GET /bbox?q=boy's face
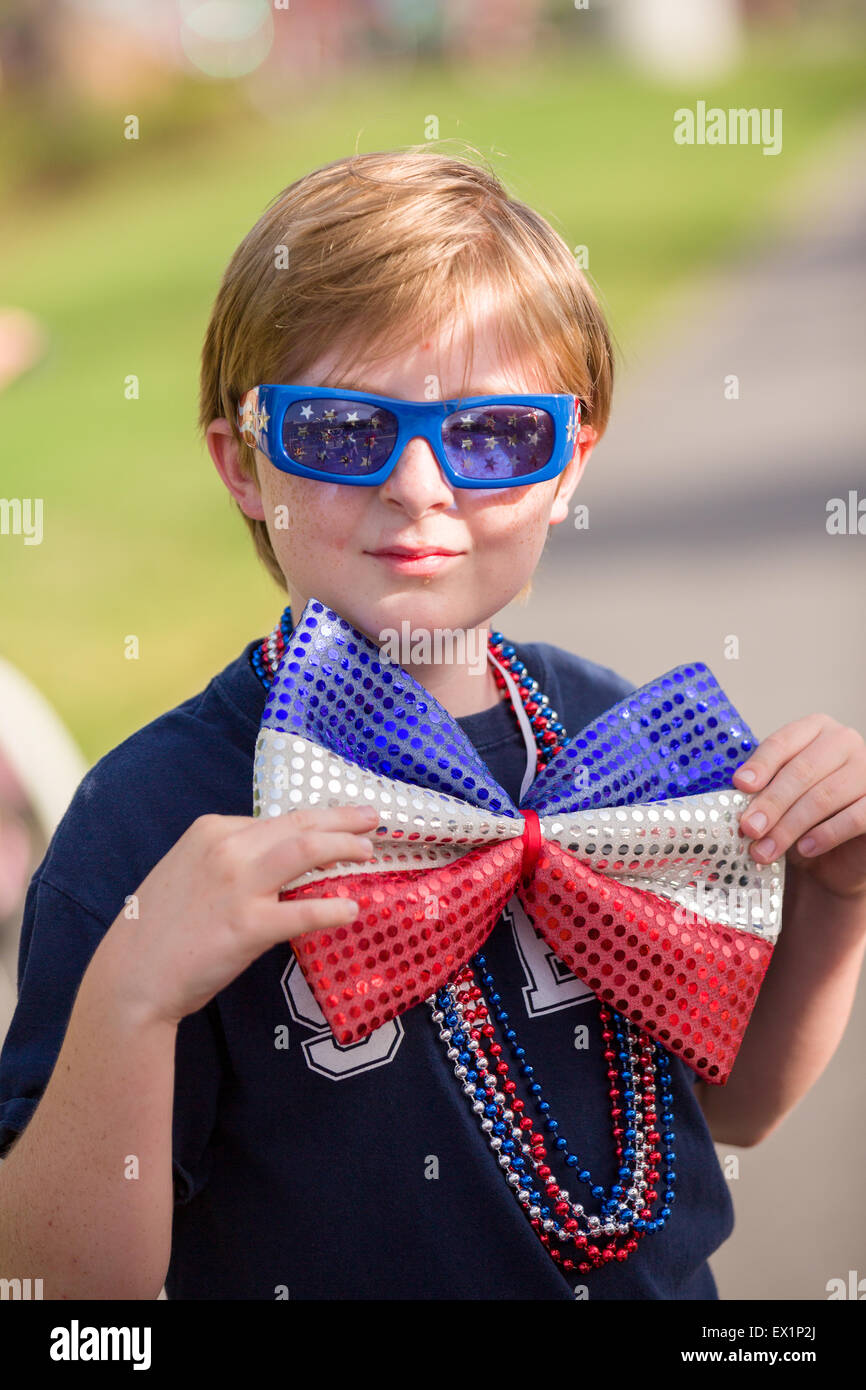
[208,293,595,648]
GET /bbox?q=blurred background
[0,0,864,1301]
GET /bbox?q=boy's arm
[0,804,379,1299]
[695,698,866,1147]
[697,865,866,1146]
[0,926,178,1300]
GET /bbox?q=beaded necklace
[251,607,676,1283]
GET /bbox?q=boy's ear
[548,425,597,525]
[206,418,267,521]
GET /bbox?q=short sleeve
[0,873,223,1206]
[0,874,104,1155]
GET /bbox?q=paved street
[495,115,866,1300]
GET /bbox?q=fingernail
[753,837,775,858]
[737,768,756,784]
[748,811,767,833]
[360,837,375,854]
[799,836,816,854]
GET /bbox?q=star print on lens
[441,404,555,480]
[283,398,397,477]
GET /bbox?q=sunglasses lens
[282,399,398,476]
[442,404,555,481]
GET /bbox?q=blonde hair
[198,143,616,593]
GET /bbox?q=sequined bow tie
[253,599,785,1085]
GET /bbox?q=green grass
[1,37,864,763]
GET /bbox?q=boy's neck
[284,593,505,718]
[407,655,503,718]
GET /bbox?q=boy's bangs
[292,258,571,405]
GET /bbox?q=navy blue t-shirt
[0,634,734,1299]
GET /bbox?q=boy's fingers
[252,891,361,946]
[255,828,377,894]
[738,725,853,839]
[258,803,380,829]
[732,713,829,791]
[190,806,380,894]
[206,804,379,834]
[194,804,379,851]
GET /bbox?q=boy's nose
[379,435,456,512]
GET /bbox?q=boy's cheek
[263,478,355,542]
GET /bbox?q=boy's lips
[366,544,464,574]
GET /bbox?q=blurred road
[495,116,866,1301]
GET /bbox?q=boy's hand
[733,714,866,902]
[98,805,379,1028]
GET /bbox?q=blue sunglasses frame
[237,384,581,488]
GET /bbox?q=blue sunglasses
[237,384,581,488]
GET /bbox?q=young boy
[0,148,864,1301]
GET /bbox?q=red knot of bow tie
[520,808,543,884]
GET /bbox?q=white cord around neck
[486,646,537,803]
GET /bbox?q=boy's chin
[342,589,491,639]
